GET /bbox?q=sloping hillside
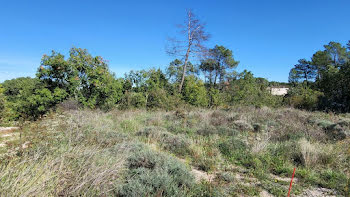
[0,107,349,196]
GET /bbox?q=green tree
[288,68,299,85]
[166,59,197,83]
[208,87,222,108]
[285,85,323,110]
[295,41,350,112]
[167,10,209,92]
[290,59,317,84]
[311,50,332,80]
[227,71,280,107]
[200,45,239,88]
[0,84,8,124]
[37,47,123,110]
[324,41,348,66]
[2,77,67,120]
[182,76,208,107]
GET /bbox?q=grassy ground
[0,107,350,196]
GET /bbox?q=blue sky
[0,0,349,82]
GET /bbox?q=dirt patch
[270,174,298,183]
[177,158,215,183]
[260,190,274,197]
[298,187,337,197]
[191,168,214,182]
[0,127,20,148]
[0,127,19,134]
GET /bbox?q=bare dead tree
[166,9,210,92]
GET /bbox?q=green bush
[196,126,218,136]
[182,76,208,107]
[215,172,235,183]
[137,127,193,156]
[227,71,282,107]
[189,181,224,197]
[146,87,171,109]
[2,77,67,120]
[218,137,254,167]
[130,92,147,108]
[38,47,123,110]
[0,84,8,124]
[319,169,348,192]
[210,110,228,126]
[118,143,194,196]
[193,156,216,172]
[285,85,323,110]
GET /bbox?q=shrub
[0,84,9,124]
[285,85,323,110]
[130,92,147,108]
[181,76,208,107]
[215,172,235,183]
[193,156,216,172]
[325,123,350,141]
[2,77,67,120]
[137,127,193,156]
[319,169,348,192]
[57,98,81,111]
[218,137,253,167]
[233,120,253,131]
[196,126,218,136]
[210,110,228,126]
[189,181,224,197]
[298,138,321,167]
[310,119,350,141]
[267,141,304,167]
[118,143,194,196]
[38,48,124,110]
[146,87,171,109]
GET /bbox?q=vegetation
[1,9,350,197]
[288,41,350,112]
[1,107,349,196]
[0,43,284,124]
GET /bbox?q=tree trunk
[179,48,190,92]
[214,69,218,87]
[179,12,192,92]
[209,71,212,87]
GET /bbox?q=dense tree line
[0,46,283,123]
[1,40,349,123]
[287,41,350,112]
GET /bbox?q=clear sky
[0,0,349,82]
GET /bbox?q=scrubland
[0,106,350,196]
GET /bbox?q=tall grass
[0,107,349,196]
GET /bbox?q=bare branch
[165,9,210,92]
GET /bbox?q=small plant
[215,172,235,183]
[193,156,216,172]
[233,120,253,131]
[196,125,218,136]
[210,110,228,126]
[137,127,193,156]
[118,143,194,196]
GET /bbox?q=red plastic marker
[288,168,296,197]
